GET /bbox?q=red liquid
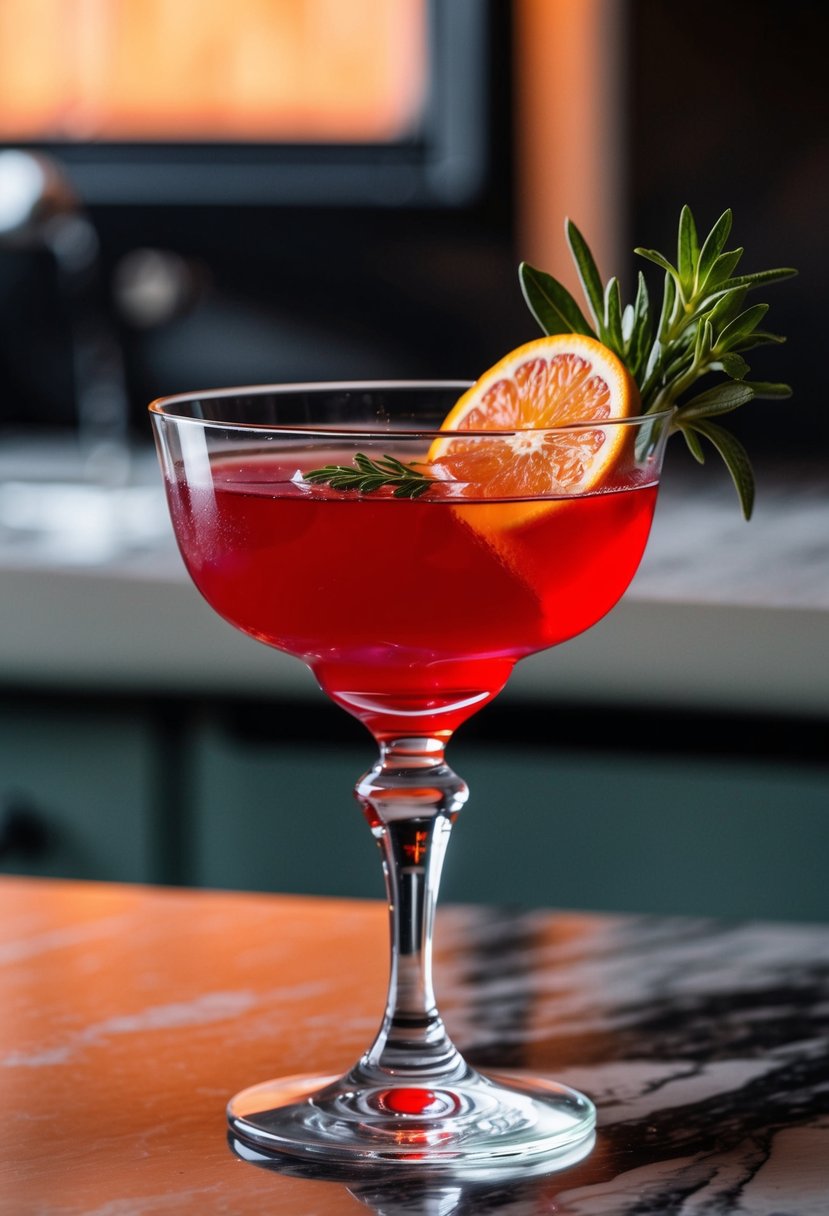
[166,455,658,737]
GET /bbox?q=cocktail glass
[150,381,671,1172]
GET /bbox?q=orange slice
[428,334,638,529]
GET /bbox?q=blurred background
[1,0,827,919]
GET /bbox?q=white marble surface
[633,459,829,611]
[2,441,826,609]
[0,443,827,717]
[503,915,829,1214]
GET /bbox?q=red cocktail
[168,451,658,736]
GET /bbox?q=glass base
[227,1067,596,1172]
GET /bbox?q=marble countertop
[3,877,828,1214]
[1,442,827,716]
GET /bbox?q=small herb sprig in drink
[520,205,796,518]
[303,452,432,498]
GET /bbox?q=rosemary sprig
[303,452,433,498]
[520,206,796,518]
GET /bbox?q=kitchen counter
[3,876,829,1214]
[1,442,827,718]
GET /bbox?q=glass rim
[148,379,675,436]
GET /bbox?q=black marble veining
[459,912,829,1213]
[251,911,829,1214]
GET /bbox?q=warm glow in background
[0,0,427,142]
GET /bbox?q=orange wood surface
[1,877,402,1214]
[0,878,645,1212]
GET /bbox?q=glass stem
[354,736,469,1083]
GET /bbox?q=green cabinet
[190,714,829,923]
[0,702,155,882]
[3,695,828,923]
[191,726,383,900]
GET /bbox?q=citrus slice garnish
[427,334,638,529]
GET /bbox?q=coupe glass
[150,382,671,1172]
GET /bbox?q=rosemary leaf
[727,267,798,290]
[676,381,756,422]
[303,453,433,499]
[633,247,677,278]
[739,331,787,350]
[695,209,734,291]
[680,424,707,464]
[677,204,700,295]
[688,420,756,520]
[519,262,595,337]
[707,285,749,331]
[629,272,652,379]
[656,270,677,344]
[719,352,750,380]
[716,303,769,350]
[743,380,793,399]
[603,277,624,356]
[700,247,744,295]
[566,219,605,330]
